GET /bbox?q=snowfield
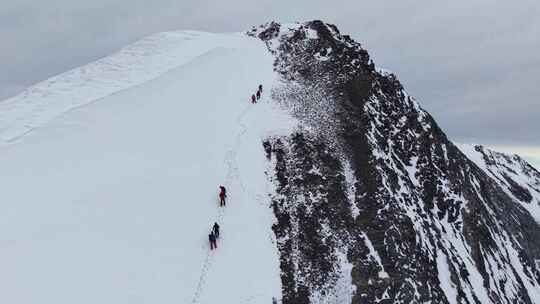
[0,31,295,304]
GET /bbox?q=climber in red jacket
[219,185,227,206]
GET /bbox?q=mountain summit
[1,20,539,304]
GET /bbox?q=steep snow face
[0,32,295,304]
[252,21,540,304]
[458,144,540,224]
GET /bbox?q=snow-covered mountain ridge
[0,31,247,145]
[1,20,539,304]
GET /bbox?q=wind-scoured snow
[0,31,296,304]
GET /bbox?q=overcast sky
[1,0,539,167]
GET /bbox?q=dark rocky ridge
[250,21,540,303]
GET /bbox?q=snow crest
[0,31,246,145]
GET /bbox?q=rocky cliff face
[250,21,540,304]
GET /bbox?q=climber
[256,89,261,100]
[258,84,263,93]
[219,185,227,207]
[213,222,220,239]
[209,231,217,250]
[251,94,256,104]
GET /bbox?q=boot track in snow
[190,100,258,304]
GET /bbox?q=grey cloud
[0,0,539,151]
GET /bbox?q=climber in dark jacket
[213,222,220,239]
[251,94,256,104]
[258,84,263,93]
[256,89,261,100]
[209,232,217,250]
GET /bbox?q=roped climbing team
[209,84,263,251]
[251,84,263,104]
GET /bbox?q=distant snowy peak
[459,144,540,223]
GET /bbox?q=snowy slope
[0,31,295,304]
